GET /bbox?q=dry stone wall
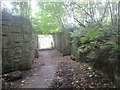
[53,28,72,56]
[0,3,2,89]
[54,26,120,88]
[2,11,38,74]
[0,8,2,75]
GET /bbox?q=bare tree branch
[100,2,109,22]
[74,17,86,27]
[108,0,114,25]
[72,2,102,27]
[52,3,66,29]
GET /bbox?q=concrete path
[19,50,59,88]
[4,50,115,88]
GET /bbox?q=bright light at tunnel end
[38,35,54,50]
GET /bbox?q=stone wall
[54,26,120,88]
[53,32,62,52]
[2,11,38,74]
[0,2,2,89]
[53,28,72,56]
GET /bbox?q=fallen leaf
[89,75,92,77]
[21,80,25,83]
[25,82,29,84]
[89,85,94,88]
[33,74,37,76]
[59,79,63,82]
[10,82,13,86]
[75,81,79,83]
[45,79,49,81]
[95,75,97,77]
[88,67,92,70]
[56,76,61,80]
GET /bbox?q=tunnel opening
[38,35,54,50]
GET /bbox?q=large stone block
[14,47,21,54]
[2,36,8,49]
[2,20,11,26]
[13,58,21,63]
[2,61,14,74]
[2,48,9,59]
[3,71,22,81]
[2,25,11,34]
[11,26,21,33]
[14,42,21,48]
[23,47,30,53]
[23,34,31,41]
[21,53,30,60]
[2,12,11,21]
[12,34,23,43]
[18,61,31,70]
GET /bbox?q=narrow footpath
[20,50,58,88]
[8,50,61,88]
[4,50,115,88]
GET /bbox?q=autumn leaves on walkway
[3,50,115,88]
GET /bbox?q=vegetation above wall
[68,1,119,87]
[3,0,119,87]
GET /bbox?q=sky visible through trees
[2,0,119,34]
[1,0,120,88]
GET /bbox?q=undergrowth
[70,22,119,87]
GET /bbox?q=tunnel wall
[54,26,120,88]
[53,28,72,56]
[2,11,38,74]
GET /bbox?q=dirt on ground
[51,56,116,88]
[2,50,61,88]
[2,50,116,89]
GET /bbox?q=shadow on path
[10,50,61,88]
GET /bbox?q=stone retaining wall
[53,28,72,56]
[54,26,120,88]
[0,4,2,76]
[2,11,38,74]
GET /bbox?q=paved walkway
[17,50,60,88]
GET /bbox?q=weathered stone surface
[54,28,72,56]
[0,3,2,90]
[70,55,76,61]
[2,11,38,74]
[3,71,22,81]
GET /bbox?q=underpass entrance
[38,35,54,50]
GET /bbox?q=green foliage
[79,24,117,44]
[71,20,119,63]
[71,39,79,45]
[89,29,103,40]
[70,30,81,38]
[105,41,119,52]
[80,29,102,43]
[102,16,112,25]
[80,36,89,43]
[31,2,66,34]
[31,12,62,34]
[77,44,92,54]
[11,2,31,17]
[70,27,84,45]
